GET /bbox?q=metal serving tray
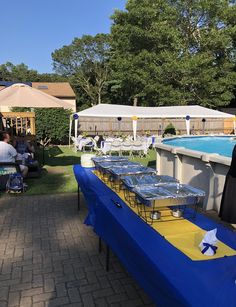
[96,161,141,179]
[133,183,205,207]
[92,156,128,163]
[97,161,140,170]
[160,183,205,199]
[121,174,178,191]
[108,166,156,179]
[133,185,173,207]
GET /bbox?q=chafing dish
[92,156,129,174]
[133,185,173,207]
[96,161,141,182]
[121,174,178,192]
[133,183,205,224]
[159,183,205,204]
[133,183,204,207]
[92,155,128,164]
[97,161,140,172]
[133,185,174,223]
[108,166,156,179]
[108,166,156,191]
[121,174,178,206]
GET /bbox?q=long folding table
[74,165,236,307]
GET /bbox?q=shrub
[35,108,72,145]
[163,123,176,136]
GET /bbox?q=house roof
[32,82,76,98]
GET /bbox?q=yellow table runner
[94,171,236,261]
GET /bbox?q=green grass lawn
[25,146,156,195]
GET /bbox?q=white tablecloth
[101,141,149,155]
[78,138,94,151]
[101,141,112,154]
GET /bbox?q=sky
[0,0,127,73]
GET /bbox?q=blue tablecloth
[73,165,236,307]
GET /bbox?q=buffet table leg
[99,237,102,253]
[77,185,80,211]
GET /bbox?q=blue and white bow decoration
[199,229,218,256]
[201,243,218,255]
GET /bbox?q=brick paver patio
[0,193,155,307]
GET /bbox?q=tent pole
[132,119,137,140]
[75,119,78,139]
[74,119,78,151]
[186,119,190,135]
[69,117,72,147]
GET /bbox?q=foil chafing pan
[133,185,173,207]
[97,161,140,170]
[121,174,178,191]
[159,183,205,199]
[108,166,156,180]
[92,156,129,171]
[96,161,141,176]
[92,156,128,164]
[133,183,205,207]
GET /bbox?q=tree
[0,62,39,82]
[110,0,236,108]
[52,34,110,105]
[0,62,67,82]
[35,108,72,145]
[11,107,71,145]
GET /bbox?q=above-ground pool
[163,136,236,158]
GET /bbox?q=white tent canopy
[69,103,234,142]
[73,103,234,118]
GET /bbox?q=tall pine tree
[110,0,236,108]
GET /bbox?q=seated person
[13,133,35,162]
[0,131,28,177]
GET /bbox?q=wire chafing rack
[92,156,129,183]
[96,161,140,184]
[133,183,205,224]
[108,166,156,192]
[121,174,179,207]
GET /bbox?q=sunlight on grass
[25,146,156,195]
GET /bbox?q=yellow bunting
[132,116,138,120]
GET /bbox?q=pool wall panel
[155,143,231,212]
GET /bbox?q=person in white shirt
[0,131,28,177]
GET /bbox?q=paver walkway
[0,194,154,307]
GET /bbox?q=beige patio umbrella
[0,83,73,109]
